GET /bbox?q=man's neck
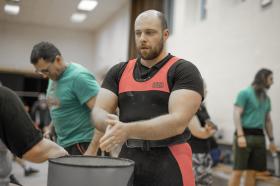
[141,51,168,68]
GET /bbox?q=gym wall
[168,0,280,146]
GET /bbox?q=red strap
[119,56,180,93]
[169,143,195,186]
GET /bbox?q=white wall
[0,0,130,82]
[90,1,130,81]
[0,21,96,72]
[168,0,280,145]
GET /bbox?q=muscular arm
[91,88,118,132]
[22,138,68,163]
[97,89,202,152]
[126,89,201,140]
[84,96,104,155]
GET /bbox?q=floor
[10,160,48,186]
[10,161,280,186]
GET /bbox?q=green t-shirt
[47,63,100,147]
[234,86,271,129]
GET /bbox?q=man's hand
[205,120,218,130]
[99,114,128,152]
[43,125,55,141]
[269,142,277,153]
[237,136,247,148]
[43,128,51,139]
[205,124,216,137]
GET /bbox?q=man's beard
[138,39,164,60]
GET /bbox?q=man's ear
[163,29,169,41]
[55,55,62,64]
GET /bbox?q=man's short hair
[136,10,168,30]
[30,42,61,65]
[157,11,168,30]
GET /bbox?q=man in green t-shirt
[229,68,277,186]
[30,42,102,155]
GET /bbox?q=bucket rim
[48,155,135,168]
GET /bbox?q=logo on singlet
[152,82,164,88]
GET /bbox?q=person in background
[30,41,102,155]
[188,81,217,186]
[228,68,277,186]
[31,93,51,133]
[208,135,220,167]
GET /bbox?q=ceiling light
[71,13,87,23]
[4,4,20,15]
[78,0,98,11]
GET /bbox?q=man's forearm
[191,128,213,139]
[84,129,104,155]
[22,139,68,163]
[126,112,190,141]
[92,107,111,132]
[265,120,274,140]
[234,111,244,136]
[188,116,213,139]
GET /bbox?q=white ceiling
[0,0,129,31]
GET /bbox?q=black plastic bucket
[47,156,134,186]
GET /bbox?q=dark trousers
[64,142,110,156]
[65,142,90,155]
[119,143,195,186]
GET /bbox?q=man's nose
[139,33,147,42]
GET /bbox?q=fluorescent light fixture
[261,0,272,7]
[78,0,98,11]
[71,13,87,23]
[4,4,20,15]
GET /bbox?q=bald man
[0,86,67,163]
[92,10,203,186]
